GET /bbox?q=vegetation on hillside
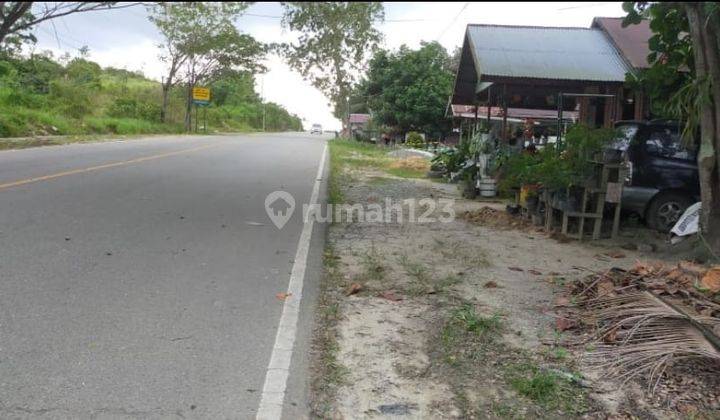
[0,50,302,138]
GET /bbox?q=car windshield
[610,124,639,151]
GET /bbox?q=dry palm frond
[584,291,720,392]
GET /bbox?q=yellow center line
[0,143,220,191]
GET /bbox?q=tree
[362,42,454,136]
[0,2,137,50]
[624,2,720,254]
[148,2,265,130]
[280,2,384,129]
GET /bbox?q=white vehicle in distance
[310,124,323,134]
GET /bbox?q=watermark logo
[265,190,296,229]
[265,191,455,230]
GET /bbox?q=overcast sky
[30,2,626,130]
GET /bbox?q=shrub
[108,98,161,122]
[496,125,618,193]
[49,79,95,118]
[405,131,425,148]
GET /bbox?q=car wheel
[646,192,692,233]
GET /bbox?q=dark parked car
[614,120,700,232]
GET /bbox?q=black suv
[614,120,700,232]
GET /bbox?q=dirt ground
[309,146,720,419]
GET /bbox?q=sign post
[192,87,211,133]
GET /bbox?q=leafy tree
[211,70,259,107]
[362,42,454,136]
[148,2,265,130]
[66,58,102,86]
[624,2,720,253]
[0,2,137,50]
[280,2,384,128]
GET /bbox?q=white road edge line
[256,143,328,420]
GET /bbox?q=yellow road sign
[192,87,210,102]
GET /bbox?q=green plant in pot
[405,131,425,149]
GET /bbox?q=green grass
[385,166,427,178]
[0,56,301,145]
[84,117,182,135]
[310,245,351,417]
[328,137,431,180]
[327,140,347,205]
[440,304,503,367]
[359,244,386,282]
[504,362,589,414]
[451,305,503,335]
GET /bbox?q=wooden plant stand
[544,162,626,240]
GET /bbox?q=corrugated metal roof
[466,24,633,82]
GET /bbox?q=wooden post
[501,84,508,143]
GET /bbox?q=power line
[436,2,469,41]
[556,2,611,11]
[242,12,434,23]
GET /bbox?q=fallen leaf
[346,282,363,296]
[276,292,292,301]
[679,260,706,276]
[701,267,720,293]
[379,290,403,302]
[554,296,570,307]
[555,317,576,332]
[484,281,498,288]
[508,266,524,272]
[632,261,655,276]
[603,327,618,344]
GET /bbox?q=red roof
[592,17,652,69]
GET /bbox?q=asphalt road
[0,132,329,419]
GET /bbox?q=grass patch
[440,304,503,367]
[433,238,491,268]
[328,138,432,181]
[309,245,350,417]
[452,305,502,335]
[386,156,430,178]
[359,243,386,282]
[398,254,435,295]
[327,140,349,205]
[505,363,588,413]
[385,167,427,178]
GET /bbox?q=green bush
[108,98,161,122]
[49,79,95,119]
[0,107,76,137]
[0,53,301,139]
[496,125,618,193]
[84,117,180,135]
[405,131,425,148]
